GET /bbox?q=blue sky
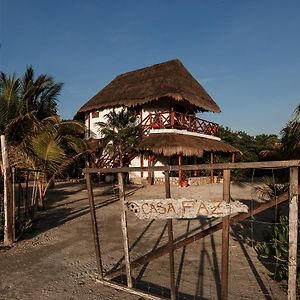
[1,0,299,135]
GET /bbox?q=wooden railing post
[210,152,214,183]
[149,112,153,129]
[221,169,231,300]
[288,166,298,300]
[171,109,174,128]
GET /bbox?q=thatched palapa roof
[138,134,238,157]
[76,59,221,116]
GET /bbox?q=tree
[97,109,139,167]
[0,67,88,209]
[0,66,63,136]
[219,126,280,162]
[292,102,300,125]
[259,103,300,161]
[280,121,300,159]
[7,116,89,208]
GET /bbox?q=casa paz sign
[127,198,248,219]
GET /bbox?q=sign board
[127,198,248,219]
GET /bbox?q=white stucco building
[75,59,237,184]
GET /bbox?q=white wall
[129,154,168,183]
[84,108,122,139]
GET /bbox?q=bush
[256,216,300,290]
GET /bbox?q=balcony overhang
[149,128,221,141]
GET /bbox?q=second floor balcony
[139,110,219,137]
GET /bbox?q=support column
[140,153,144,178]
[210,152,214,183]
[193,156,198,177]
[88,112,91,138]
[148,155,152,185]
[178,152,183,183]
[232,153,236,163]
[151,155,155,185]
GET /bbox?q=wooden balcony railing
[139,111,219,137]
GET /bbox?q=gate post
[221,169,230,300]
[86,172,103,278]
[1,135,14,246]
[165,170,176,300]
[118,172,133,288]
[288,166,298,300]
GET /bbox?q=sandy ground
[0,180,288,300]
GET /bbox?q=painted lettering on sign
[127,198,248,219]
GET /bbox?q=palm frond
[31,131,65,163]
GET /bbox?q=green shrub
[256,216,300,290]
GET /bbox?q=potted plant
[179,172,189,187]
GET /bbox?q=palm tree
[0,72,20,133]
[97,109,139,167]
[292,102,300,125]
[0,67,89,208]
[259,104,300,160]
[0,67,63,144]
[8,116,89,208]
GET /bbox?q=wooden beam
[232,153,236,163]
[288,167,298,300]
[193,156,198,177]
[178,152,182,183]
[1,135,14,246]
[210,152,214,183]
[96,278,166,300]
[221,170,230,300]
[148,155,152,185]
[88,112,91,138]
[140,153,144,178]
[86,173,103,278]
[106,188,295,280]
[165,171,176,300]
[118,172,133,288]
[84,160,300,175]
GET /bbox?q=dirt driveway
[0,181,287,299]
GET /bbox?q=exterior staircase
[95,149,138,169]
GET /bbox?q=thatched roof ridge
[138,134,238,157]
[77,59,221,116]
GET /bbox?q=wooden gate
[84,160,299,300]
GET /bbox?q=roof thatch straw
[76,59,221,117]
[137,134,238,157]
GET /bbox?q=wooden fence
[84,160,299,300]
[0,168,41,243]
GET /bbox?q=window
[91,111,99,118]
